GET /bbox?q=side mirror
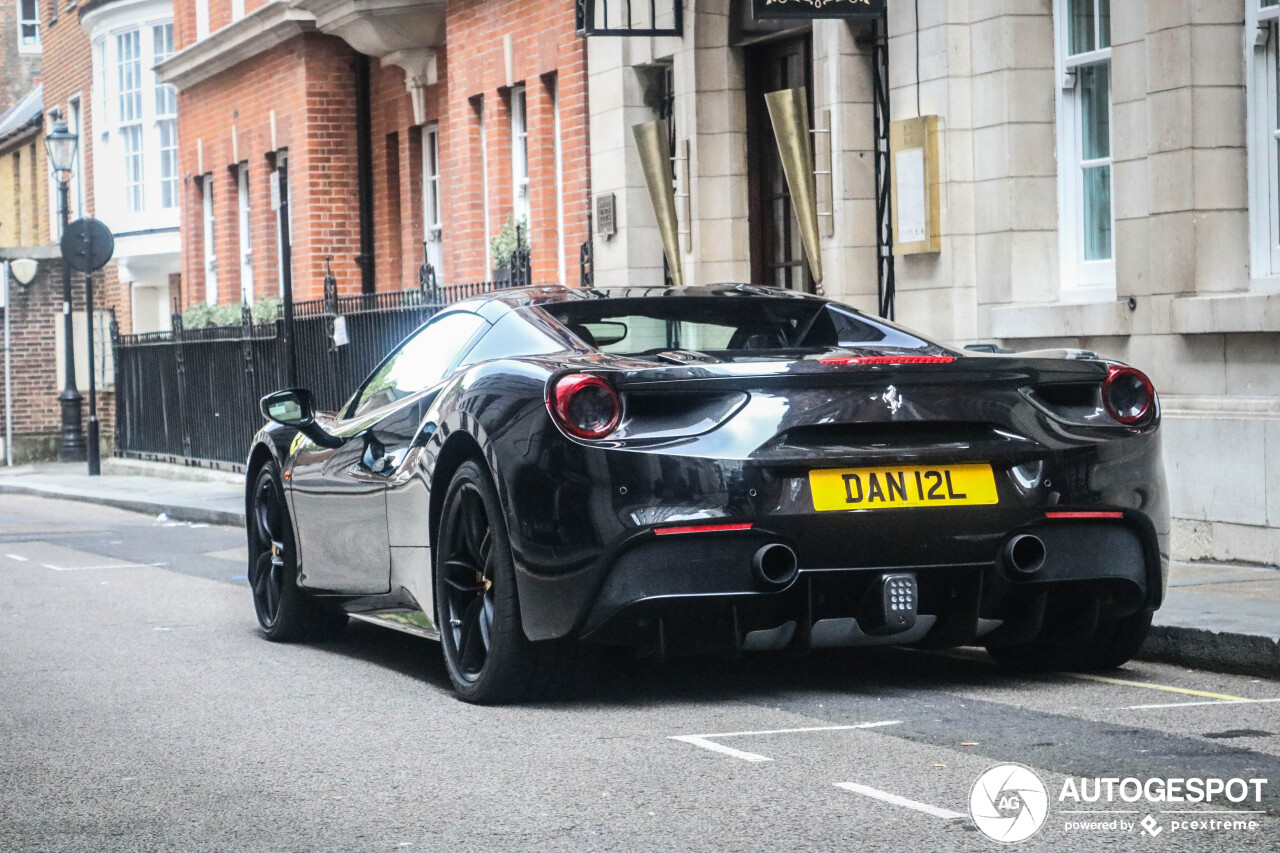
[260,389,343,448]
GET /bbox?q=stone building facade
[157,0,589,306]
[586,0,1279,564]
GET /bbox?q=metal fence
[113,278,515,470]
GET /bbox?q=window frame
[550,74,566,286]
[1247,1,1280,289]
[1053,0,1116,299]
[91,18,177,230]
[509,84,530,229]
[17,0,40,53]
[237,163,253,306]
[154,22,178,211]
[422,122,443,278]
[201,173,217,305]
[67,97,86,222]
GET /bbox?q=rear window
[541,297,932,356]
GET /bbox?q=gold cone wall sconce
[632,120,684,287]
[765,87,824,292]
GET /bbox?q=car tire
[248,462,348,643]
[986,604,1152,672]
[435,460,582,704]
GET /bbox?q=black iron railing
[113,278,524,470]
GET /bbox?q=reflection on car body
[244,284,1168,704]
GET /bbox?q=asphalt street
[1,494,1278,853]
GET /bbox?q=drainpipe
[354,53,376,295]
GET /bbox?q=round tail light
[548,373,621,439]
[1103,366,1155,425]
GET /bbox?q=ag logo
[969,763,1049,843]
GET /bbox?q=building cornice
[155,1,317,91]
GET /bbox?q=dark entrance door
[746,34,813,292]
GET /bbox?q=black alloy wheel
[247,463,346,642]
[250,468,288,630]
[435,460,581,703]
[439,481,497,680]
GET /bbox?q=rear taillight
[548,373,621,440]
[1102,366,1155,425]
[819,355,956,366]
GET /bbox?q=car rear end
[504,291,1167,658]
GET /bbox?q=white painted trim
[17,0,40,53]
[421,123,442,278]
[1247,4,1280,281]
[237,164,254,305]
[509,83,529,228]
[477,99,491,279]
[552,76,565,286]
[201,173,217,305]
[155,2,317,91]
[1053,0,1116,301]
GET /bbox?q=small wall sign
[753,0,886,19]
[596,193,617,239]
[890,116,942,255]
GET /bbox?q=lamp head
[44,118,79,179]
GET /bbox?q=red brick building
[159,0,590,307]
[0,0,128,461]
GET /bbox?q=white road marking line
[834,782,966,820]
[5,553,28,561]
[668,721,901,763]
[669,736,774,763]
[41,562,164,571]
[1122,697,1280,710]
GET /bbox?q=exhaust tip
[1002,534,1047,575]
[752,543,798,588]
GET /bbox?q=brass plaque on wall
[890,116,942,255]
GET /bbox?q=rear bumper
[576,516,1160,651]
[503,427,1168,643]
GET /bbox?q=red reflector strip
[1045,511,1124,519]
[654,522,754,536]
[819,356,957,366]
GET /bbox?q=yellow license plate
[809,463,998,511]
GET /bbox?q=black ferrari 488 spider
[246,284,1167,703]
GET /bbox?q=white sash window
[1055,0,1115,297]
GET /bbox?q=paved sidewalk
[0,461,243,526]
[2,459,1277,675]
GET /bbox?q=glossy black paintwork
[246,285,1169,649]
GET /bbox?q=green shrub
[489,213,530,271]
[181,296,283,328]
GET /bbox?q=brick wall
[0,133,49,247]
[0,259,115,462]
[441,0,590,284]
[178,34,368,304]
[0,0,42,116]
[174,0,589,303]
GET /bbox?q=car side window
[351,312,489,417]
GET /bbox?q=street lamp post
[45,118,85,463]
